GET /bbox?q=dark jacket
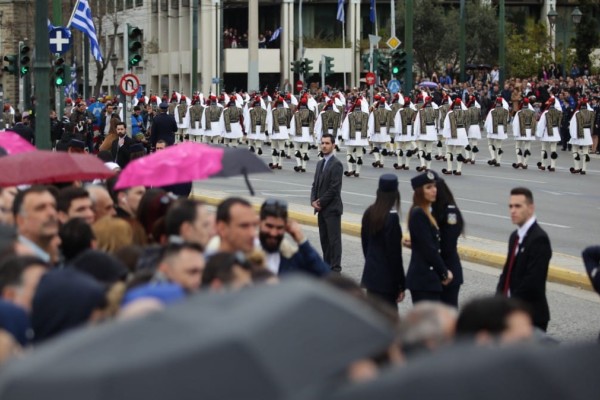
[310,155,343,216]
[582,246,600,295]
[11,123,35,144]
[277,239,329,277]
[406,207,449,293]
[436,204,464,287]
[496,222,551,329]
[111,135,134,168]
[361,209,405,295]
[150,112,177,147]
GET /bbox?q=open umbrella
[0,277,394,400]
[418,81,438,89]
[114,142,271,195]
[0,151,115,187]
[0,131,36,155]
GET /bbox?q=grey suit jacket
[311,155,343,216]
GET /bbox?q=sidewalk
[192,189,592,291]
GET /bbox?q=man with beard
[258,199,328,276]
[111,122,134,168]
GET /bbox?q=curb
[194,194,592,292]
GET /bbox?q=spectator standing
[150,103,178,148]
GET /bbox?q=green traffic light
[392,66,399,74]
[55,77,64,85]
[129,54,142,67]
[20,66,29,75]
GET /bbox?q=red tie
[503,236,519,295]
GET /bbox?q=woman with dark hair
[360,174,405,309]
[405,171,453,304]
[431,178,464,307]
[136,189,176,243]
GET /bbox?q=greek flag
[64,62,78,98]
[370,0,376,23]
[47,19,55,32]
[269,27,282,42]
[67,0,103,62]
[337,0,345,23]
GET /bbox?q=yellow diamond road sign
[386,36,401,50]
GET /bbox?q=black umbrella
[478,63,492,70]
[330,343,600,400]
[465,63,477,70]
[212,146,272,195]
[0,277,394,400]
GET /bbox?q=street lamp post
[110,53,118,97]
[547,6,583,79]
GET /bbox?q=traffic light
[19,43,30,77]
[377,55,389,78]
[391,49,407,76]
[54,57,67,87]
[323,56,334,76]
[127,24,143,68]
[3,53,18,76]
[291,59,301,74]
[303,58,313,75]
[362,54,370,71]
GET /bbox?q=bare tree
[90,0,119,97]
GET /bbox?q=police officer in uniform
[484,97,510,167]
[340,99,369,178]
[512,97,537,169]
[568,98,594,175]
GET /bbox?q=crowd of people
[223,27,281,49]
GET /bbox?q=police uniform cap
[159,102,169,110]
[378,174,398,193]
[68,139,85,149]
[411,170,437,190]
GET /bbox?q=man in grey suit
[311,133,343,272]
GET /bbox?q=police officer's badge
[447,212,457,225]
[426,171,435,180]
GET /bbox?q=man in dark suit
[496,187,552,331]
[111,122,134,168]
[150,102,177,149]
[311,133,343,272]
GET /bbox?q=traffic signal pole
[18,41,24,113]
[34,0,51,149]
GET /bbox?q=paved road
[195,138,600,261]
[298,225,600,343]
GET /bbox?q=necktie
[321,159,327,172]
[503,236,519,295]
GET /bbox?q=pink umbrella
[114,142,225,190]
[0,131,36,155]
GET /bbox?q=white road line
[455,197,498,205]
[462,210,570,229]
[259,189,310,192]
[466,173,547,184]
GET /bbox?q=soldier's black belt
[302,124,309,127]
[426,123,435,126]
[456,124,465,128]
[230,119,239,123]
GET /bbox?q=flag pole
[66,0,81,28]
[342,21,346,91]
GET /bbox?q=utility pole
[34,0,51,150]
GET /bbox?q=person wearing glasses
[258,199,329,277]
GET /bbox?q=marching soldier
[188,95,205,142]
[221,95,244,147]
[536,96,562,172]
[393,96,417,170]
[167,92,179,116]
[244,96,268,154]
[465,95,482,164]
[484,97,510,167]
[441,98,469,176]
[413,96,438,171]
[388,94,404,159]
[202,95,224,145]
[267,96,292,169]
[340,99,370,178]
[2,103,15,129]
[175,95,190,143]
[290,97,315,172]
[568,97,594,175]
[435,92,451,161]
[368,97,393,168]
[511,97,537,169]
[314,98,342,146]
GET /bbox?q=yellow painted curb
[193,194,592,291]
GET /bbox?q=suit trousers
[318,212,342,271]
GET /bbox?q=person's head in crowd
[116,122,127,138]
[70,249,129,285]
[92,216,133,254]
[399,301,457,358]
[155,140,167,151]
[31,269,108,343]
[201,252,253,291]
[456,296,534,345]
[156,243,205,293]
[67,139,85,154]
[258,199,289,253]
[59,218,96,262]
[509,187,535,228]
[85,184,116,221]
[165,198,214,248]
[13,186,59,260]
[365,174,400,236]
[129,143,146,161]
[114,185,146,218]
[57,186,95,225]
[216,197,258,254]
[96,150,113,163]
[0,186,18,226]
[0,255,49,312]
[137,189,174,243]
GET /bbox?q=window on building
[107,0,115,13]
[182,0,189,7]
[136,0,144,7]
[116,0,124,12]
[126,0,133,9]
[171,0,178,10]
[160,0,167,12]
[117,34,124,59]
[151,0,157,12]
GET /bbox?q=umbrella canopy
[330,343,600,400]
[0,277,394,400]
[418,81,439,89]
[0,131,36,155]
[0,151,115,187]
[114,143,271,194]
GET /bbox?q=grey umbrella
[0,277,394,400]
[211,145,272,195]
[329,342,600,400]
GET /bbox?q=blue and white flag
[337,0,345,23]
[269,27,282,42]
[370,0,376,23]
[48,19,55,32]
[64,62,78,98]
[67,0,103,62]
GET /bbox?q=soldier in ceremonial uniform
[388,94,403,159]
[511,97,537,169]
[393,96,417,170]
[221,95,244,147]
[290,97,315,172]
[2,103,15,129]
[441,98,469,175]
[568,98,594,175]
[187,95,205,142]
[175,95,190,143]
[202,95,224,145]
[314,98,342,147]
[536,96,562,172]
[167,92,179,116]
[340,99,369,178]
[413,96,438,171]
[368,98,393,168]
[244,96,268,154]
[484,97,510,167]
[267,96,292,169]
[464,95,482,164]
[435,93,451,161]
